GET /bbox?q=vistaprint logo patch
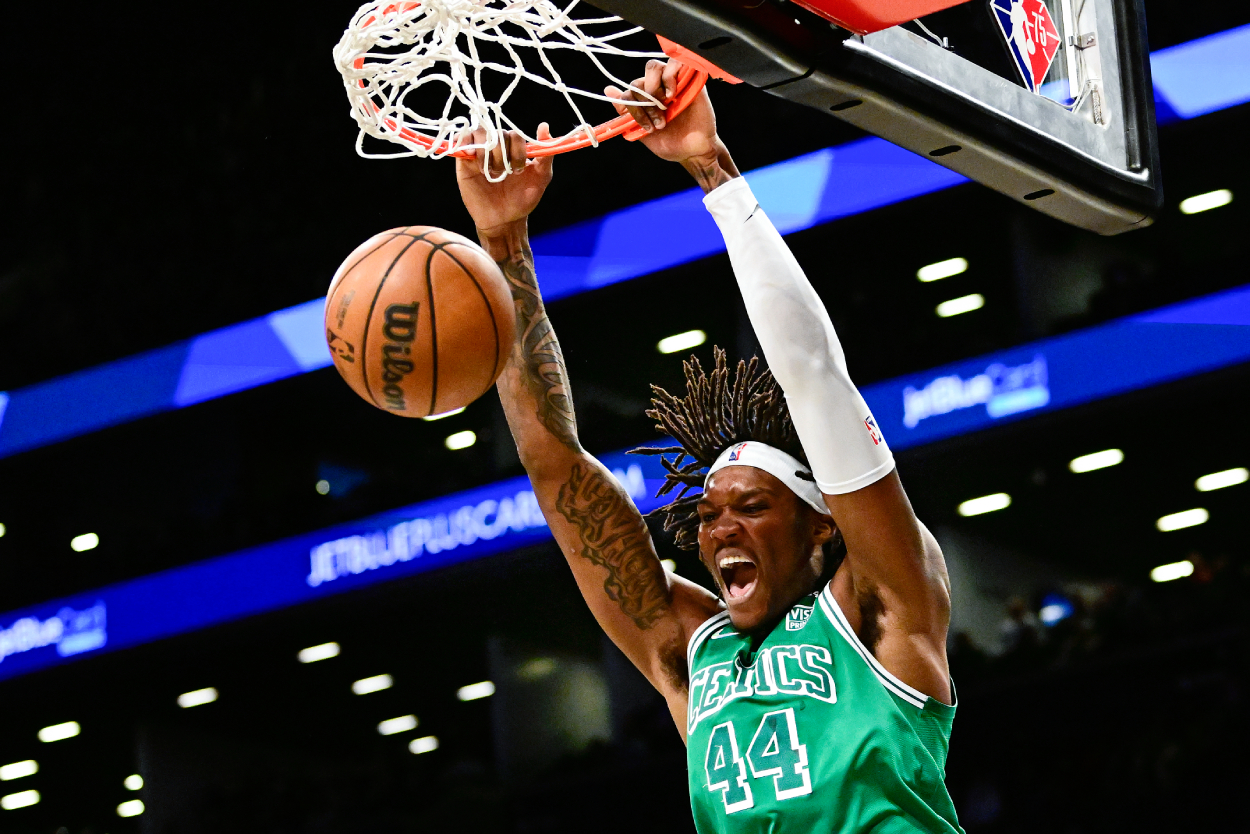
[786,605,813,631]
[0,602,108,666]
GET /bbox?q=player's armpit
[825,472,951,626]
[827,472,953,703]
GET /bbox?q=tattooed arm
[455,128,722,728]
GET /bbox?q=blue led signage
[0,454,660,683]
[863,284,1250,450]
[0,24,1245,460]
[2,283,1249,683]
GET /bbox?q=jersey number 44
[705,707,813,813]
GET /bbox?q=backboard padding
[593,0,1162,234]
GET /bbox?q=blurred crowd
[952,551,1247,680]
[946,550,1248,833]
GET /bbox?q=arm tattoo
[556,461,670,631]
[497,245,578,451]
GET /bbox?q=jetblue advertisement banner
[2,284,1249,682]
[0,451,666,683]
[863,285,1250,450]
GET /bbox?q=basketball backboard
[595,0,1163,235]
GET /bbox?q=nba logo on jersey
[786,605,813,631]
[727,442,747,462]
[989,0,1061,94]
[864,416,883,446]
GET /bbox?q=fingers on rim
[509,131,526,170]
[662,60,681,98]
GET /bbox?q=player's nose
[707,512,742,543]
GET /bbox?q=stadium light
[409,736,440,755]
[957,493,1011,517]
[936,294,984,318]
[0,522,6,537]
[1069,449,1124,473]
[1151,560,1194,583]
[445,430,476,451]
[0,761,37,781]
[456,681,495,701]
[1178,189,1232,215]
[124,774,144,791]
[1156,508,1208,532]
[298,642,340,663]
[377,715,418,736]
[1038,602,1071,626]
[917,257,968,282]
[1196,467,1248,492]
[38,722,80,743]
[352,674,393,695]
[661,559,676,572]
[177,687,218,708]
[1,790,40,811]
[657,330,707,354]
[315,479,331,495]
[70,533,99,552]
[117,799,145,818]
[422,407,465,422]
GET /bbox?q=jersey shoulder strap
[816,585,934,709]
[687,610,732,670]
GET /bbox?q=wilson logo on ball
[380,302,420,411]
[324,226,517,418]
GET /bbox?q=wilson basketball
[324,226,516,417]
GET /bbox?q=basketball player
[457,61,962,833]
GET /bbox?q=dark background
[0,1,1247,832]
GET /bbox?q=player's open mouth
[718,554,758,600]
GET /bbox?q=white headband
[705,441,829,515]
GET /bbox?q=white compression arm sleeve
[704,177,895,495]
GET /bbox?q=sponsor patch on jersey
[786,605,813,631]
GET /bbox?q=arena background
[1,4,1248,832]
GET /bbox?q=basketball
[324,226,517,418]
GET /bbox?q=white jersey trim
[687,611,732,670]
[817,586,928,709]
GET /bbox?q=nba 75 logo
[989,0,1061,94]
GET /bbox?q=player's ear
[810,511,837,549]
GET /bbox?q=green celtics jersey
[686,585,963,834]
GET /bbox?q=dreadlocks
[629,346,815,551]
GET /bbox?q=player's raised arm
[613,63,954,704]
[456,127,722,716]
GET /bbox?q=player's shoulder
[686,608,733,666]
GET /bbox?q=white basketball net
[333,0,667,179]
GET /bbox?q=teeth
[718,555,754,570]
